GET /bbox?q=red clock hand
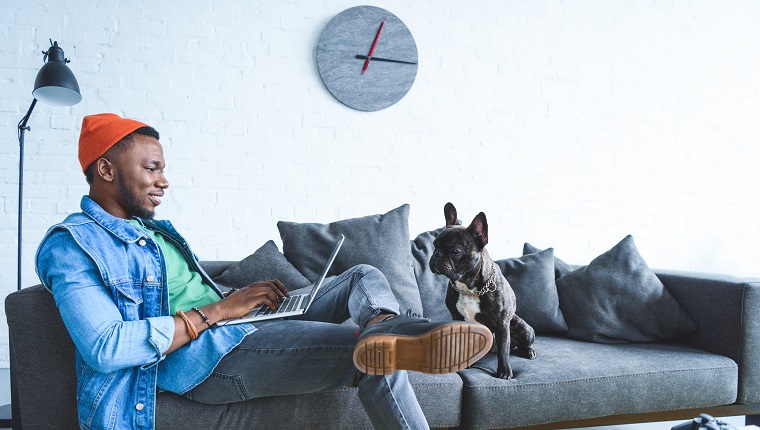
[361,16,387,75]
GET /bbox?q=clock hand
[361,16,387,75]
[355,55,417,65]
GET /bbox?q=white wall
[1,0,759,369]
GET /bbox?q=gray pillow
[212,240,312,292]
[277,204,423,316]
[523,242,574,279]
[495,248,568,334]
[411,227,453,321]
[556,235,697,343]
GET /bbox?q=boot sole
[353,322,493,375]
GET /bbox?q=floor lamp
[8,39,82,429]
[17,40,81,290]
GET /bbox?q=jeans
[186,264,430,430]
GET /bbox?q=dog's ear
[444,202,459,227]
[468,212,489,249]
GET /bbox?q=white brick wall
[1,0,759,368]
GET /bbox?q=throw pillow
[277,204,424,316]
[495,248,568,333]
[556,235,697,343]
[212,240,312,291]
[410,227,453,321]
[523,242,574,279]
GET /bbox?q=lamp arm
[17,98,37,292]
[18,98,37,136]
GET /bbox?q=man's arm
[37,229,174,373]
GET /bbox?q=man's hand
[214,280,289,321]
[166,280,289,355]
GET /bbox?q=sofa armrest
[657,269,760,404]
[6,284,79,429]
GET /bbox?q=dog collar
[452,266,498,297]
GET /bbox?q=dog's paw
[495,365,513,379]
[525,347,537,360]
[513,346,537,360]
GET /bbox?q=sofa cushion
[157,371,464,429]
[277,204,423,316]
[556,235,697,343]
[201,260,237,279]
[523,242,575,278]
[459,336,738,429]
[212,240,312,291]
[495,248,568,333]
[410,227,452,321]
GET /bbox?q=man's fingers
[263,279,289,297]
[246,280,289,298]
[261,296,279,310]
[255,284,285,309]
[227,280,290,313]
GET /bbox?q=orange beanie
[78,113,149,172]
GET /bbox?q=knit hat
[78,113,148,172]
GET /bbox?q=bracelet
[176,310,198,340]
[192,307,212,328]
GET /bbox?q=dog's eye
[451,249,461,256]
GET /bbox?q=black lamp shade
[32,43,82,106]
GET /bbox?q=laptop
[215,234,344,326]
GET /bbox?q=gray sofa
[7,204,760,429]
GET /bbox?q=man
[36,113,492,430]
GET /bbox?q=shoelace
[405,309,421,318]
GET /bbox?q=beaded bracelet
[192,307,212,328]
[176,310,199,340]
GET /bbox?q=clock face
[316,6,418,112]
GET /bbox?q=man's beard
[119,181,155,220]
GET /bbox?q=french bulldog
[429,202,536,379]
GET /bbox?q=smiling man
[80,115,167,219]
[35,113,492,430]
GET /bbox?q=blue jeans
[185,265,430,430]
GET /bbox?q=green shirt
[130,220,221,314]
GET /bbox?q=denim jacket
[35,196,254,430]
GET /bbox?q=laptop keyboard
[255,295,303,316]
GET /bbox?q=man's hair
[84,126,160,184]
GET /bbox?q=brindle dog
[429,203,536,379]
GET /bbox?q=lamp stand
[17,98,37,292]
[7,98,39,430]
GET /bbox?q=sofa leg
[10,340,21,430]
[747,414,760,425]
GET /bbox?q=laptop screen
[303,234,345,311]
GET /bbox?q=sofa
[6,204,760,429]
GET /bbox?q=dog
[429,202,536,379]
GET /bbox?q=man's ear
[95,158,115,182]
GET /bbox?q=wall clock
[316,6,418,112]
